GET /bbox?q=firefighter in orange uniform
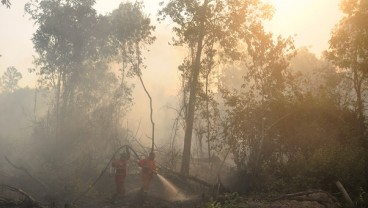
[138,152,157,196]
[111,152,130,203]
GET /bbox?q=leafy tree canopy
[325,0,368,73]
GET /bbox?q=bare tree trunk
[205,38,215,166]
[352,56,368,191]
[136,43,155,152]
[353,66,365,136]
[137,73,155,151]
[33,89,38,118]
[55,70,62,140]
[205,72,211,164]
[181,0,209,175]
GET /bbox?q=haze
[0,0,342,145]
[3,0,367,207]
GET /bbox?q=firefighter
[111,151,130,203]
[138,152,157,196]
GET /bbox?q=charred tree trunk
[55,70,62,139]
[353,66,364,134]
[205,39,215,166]
[181,0,208,175]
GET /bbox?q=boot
[110,193,117,204]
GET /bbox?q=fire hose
[71,145,141,204]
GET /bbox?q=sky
[266,0,342,55]
[0,0,343,147]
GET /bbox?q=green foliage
[159,0,289,174]
[320,1,368,202]
[325,0,368,132]
[357,187,368,207]
[218,42,368,202]
[267,143,366,199]
[326,0,368,72]
[110,1,155,77]
[25,0,108,86]
[22,0,154,192]
[24,0,152,141]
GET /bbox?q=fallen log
[336,180,354,207]
[271,190,341,208]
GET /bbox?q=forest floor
[1,169,343,208]
[0,183,343,208]
[71,190,341,208]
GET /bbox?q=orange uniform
[112,159,127,195]
[138,158,157,192]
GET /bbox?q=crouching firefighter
[111,150,130,203]
[138,152,157,198]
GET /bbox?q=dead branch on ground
[0,184,45,208]
[271,190,341,207]
[4,156,48,191]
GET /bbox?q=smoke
[124,23,187,149]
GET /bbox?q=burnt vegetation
[1,0,368,207]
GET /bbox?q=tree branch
[135,43,155,152]
[4,156,48,192]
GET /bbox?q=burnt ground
[1,169,343,208]
[71,190,204,208]
[1,172,207,208]
[69,174,206,208]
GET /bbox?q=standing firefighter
[111,151,130,203]
[138,152,157,197]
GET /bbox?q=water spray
[156,173,187,201]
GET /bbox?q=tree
[108,1,156,150]
[1,66,22,93]
[25,0,134,171]
[325,0,368,195]
[25,0,113,136]
[160,0,276,175]
[325,0,368,137]
[221,32,294,172]
[220,47,368,193]
[1,0,10,8]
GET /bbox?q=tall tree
[325,0,368,192]
[25,0,110,136]
[25,0,134,169]
[221,33,294,172]
[160,0,274,175]
[325,0,368,137]
[109,1,156,150]
[1,66,22,93]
